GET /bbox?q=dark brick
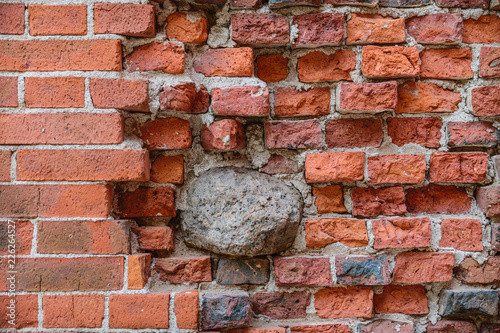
[380,0,430,6]
[439,290,499,317]
[335,256,390,286]
[252,291,310,319]
[201,293,250,330]
[274,257,332,287]
[269,0,321,7]
[216,258,269,285]
[482,323,500,333]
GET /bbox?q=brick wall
[0,0,499,332]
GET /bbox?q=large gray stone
[181,167,303,256]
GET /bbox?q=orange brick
[128,253,152,290]
[140,117,192,150]
[166,12,208,43]
[297,50,356,82]
[440,218,483,251]
[194,47,253,77]
[0,150,11,182]
[372,217,431,249]
[429,152,488,183]
[43,295,104,328]
[314,287,373,319]
[117,187,176,218]
[420,48,473,80]
[0,295,37,329]
[0,76,18,107]
[374,285,429,315]
[305,218,368,248]
[95,3,155,37]
[90,78,149,112]
[305,152,365,183]
[463,15,500,44]
[0,220,32,255]
[25,77,85,108]
[125,42,184,73]
[175,290,199,329]
[109,293,170,329]
[393,252,454,284]
[256,54,288,83]
[362,46,420,78]
[29,5,87,36]
[368,154,426,184]
[151,155,184,184]
[312,185,347,214]
[0,3,25,35]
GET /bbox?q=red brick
[429,152,488,183]
[212,86,270,116]
[388,117,442,148]
[406,13,463,44]
[160,82,209,113]
[420,48,473,79]
[338,81,397,113]
[274,257,332,287]
[464,15,500,44]
[492,224,500,251]
[132,226,175,252]
[128,253,151,290]
[427,320,478,333]
[202,119,246,150]
[117,187,175,218]
[352,187,406,217]
[314,287,373,319]
[480,47,500,78]
[140,117,192,149]
[0,295,37,328]
[252,291,310,319]
[0,220,32,255]
[393,252,454,284]
[90,78,149,112]
[231,14,289,46]
[305,152,365,183]
[297,50,356,82]
[397,82,461,113]
[326,0,378,4]
[125,42,184,73]
[95,3,155,37]
[155,257,212,283]
[0,40,122,71]
[374,285,429,314]
[0,151,10,182]
[270,0,321,7]
[347,13,405,44]
[368,154,426,184]
[194,47,253,77]
[175,290,199,329]
[17,149,149,181]
[313,185,347,214]
[151,155,184,184]
[455,257,500,284]
[256,54,288,83]
[265,120,321,149]
[0,76,17,107]
[230,0,263,8]
[0,257,123,292]
[440,218,483,251]
[0,3,24,35]
[230,328,286,333]
[274,87,330,117]
[436,0,487,7]
[261,155,299,175]
[305,218,368,248]
[0,113,123,145]
[25,77,84,108]
[293,13,344,48]
[471,84,500,117]
[109,293,170,329]
[362,46,420,78]
[29,5,86,36]
[37,220,131,254]
[407,184,471,214]
[166,12,208,43]
[372,217,431,249]
[43,295,104,328]
[360,320,414,333]
[290,324,350,333]
[326,118,383,148]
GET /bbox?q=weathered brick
[352,187,406,217]
[17,149,149,181]
[0,76,17,107]
[379,0,430,6]
[261,155,299,175]
[375,284,428,314]
[297,50,356,82]
[151,155,184,184]
[140,117,192,149]
[305,218,368,248]
[0,3,24,35]
[440,218,483,251]
[362,46,420,78]
[336,255,390,286]
[265,120,321,149]
[397,82,461,113]
[338,81,397,113]
[470,84,500,117]
[314,287,373,319]
[159,82,209,113]
[90,78,149,112]
[347,13,405,44]
[492,224,500,251]
[429,152,488,183]
[482,324,500,332]
[43,295,104,328]
[0,220,32,255]
[252,291,310,319]
[463,16,500,44]
[217,258,270,285]
[290,324,351,333]
[270,0,320,6]
[372,217,431,249]
[194,47,253,77]
[326,118,383,148]
[29,5,86,36]
[325,0,378,5]
[293,13,344,48]
[388,117,442,148]
[202,293,250,330]
[95,3,155,37]
[448,122,497,147]
[117,187,175,218]
[229,328,286,333]
[393,252,454,284]
[274,87,330,117]
[202,119,246,150]
[420,48,473,79]
[0,295,37,329]
[232,14,289,46]
[0,40,122,71]
[25,77,85,108]
[128,253,151,290]
[491,0,500,8]
[175,290,199,329]
[230,0,263,8]
[275,257,332,287]
[166,12,208,43]
[455,257,500,284]
[427,320,478,333]
[436,0,488,7]
[407,184,472,214]
[368,154,426,184]
[0,151,11,182]
[212,86,270,117]
[480,47,500,78]
[305,152,365,183]
[256,54,288,83]
[109,293,170,328]
[313,185,347,214]
[125,42,184,73]
[155,257,212,283]
[439,290,499,317]
[132,226,175,252]
[360,320,414,333]
[406,13,463,44]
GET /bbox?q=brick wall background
[0,0,499,331]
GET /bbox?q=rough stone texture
[202,119,246,150]
[155,257,212,283]
[335,255,390,285]
[91,78,149,112]
[347,14,405,44]
[314,287,373,319]
[372,217,431,249]
[368,154,426,184]
[216,258,270,285]
[470,84,500,117]
[261,155,299,175]
[406,184,472,214]
[352,187,406,217]
[175,290,199,329]
[379,0,430,6]
[406,14,463,44]
[150,155,184,184]
[293,13,344,48]
[297,50,356,82]
[194,47,253,77]
[338,81,397,113]
[463,16,500,44]
[420,48,473,79]
[436,0,488,7]
[480,47,500,78]
[231,14,289,46]
[0,3,25,35]
[440,218,483,251]
[290,324,351,333]
[455,257,500,284]
[397,82,461,113]
[312,185,347,214]
[388,117,442,148]
[274,87,330,117]
[439,290,499,317]
[124,42,184,74]
[256,54,289,83]
[29,5,86,36]
[132,226,175,252]
[362,46,420,78]
[265,120,322,149]
[128,253,151,290]
[374,284,429,314]
[94,3,155,37]
[0,76,18,107]
[181,168,303,256]
[305,218,368,248]
[252,291,310,319]
[393,252,454,284]
[359,320,414,333]
[448,122,497,147]
[166,12,208,43]
[212,86,270,117]
[305,152,365,183]
[274,257,332,287]
[159,82,209,113]
[429,152,488,183]
[139,117,192,150]
[326,118,383,148]
[109,293,170,329]
[427,320,478,333]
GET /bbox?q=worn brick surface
[375,284,428,314]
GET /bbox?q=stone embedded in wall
[181,167,303,256]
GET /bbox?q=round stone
[181,167,303,256]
